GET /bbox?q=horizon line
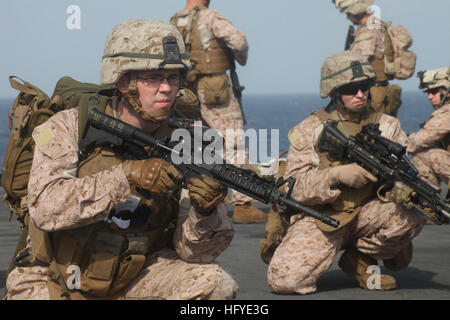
[0,89,426,101]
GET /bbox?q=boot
[338,247,397,291]
[383,242,413,272]
[232,203,267,224]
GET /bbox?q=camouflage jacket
[407,104,450,154]
[285,111,408,206]
[28,108,234,263]
[171,7,249,66]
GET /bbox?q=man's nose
[355,89,366,97]
[158,79,172,91]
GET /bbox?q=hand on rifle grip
[122,159,182,196]
[328,163,378,189]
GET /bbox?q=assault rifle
[226,49,247,125]
[318,120,450,225]
[345,25,355,50]
[79,108,339,228]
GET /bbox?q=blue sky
[1,0,449,97]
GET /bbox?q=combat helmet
[100,19,191,121]
[417,67,450,92]
[418,67,450,108]
[333,0,374,16]
[320,51,376,98]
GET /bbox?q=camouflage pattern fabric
[283,112,408,205]
[408,104,450,189]
[268,201,425,295]
[100,19,190,86]
[5,108,236,300]
[351,24,385,58]
[334,0,374,15]
[172,8,250,204]
[418,68,450,92]
[320,51,375,98]
[267,112,426,295]
[6,249,237,300]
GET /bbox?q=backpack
[1,76,115,223]
[384,24,417,80]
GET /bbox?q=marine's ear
[116,74,130,94]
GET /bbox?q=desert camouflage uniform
[351,22,385,57]
[267,112,426,295]
[171,8,250,204]
[407,104,450,190]
[5,108,237,300]
[350,20,405,117]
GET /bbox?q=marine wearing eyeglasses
[5,19,238,301]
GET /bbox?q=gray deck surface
[1,197,449,300]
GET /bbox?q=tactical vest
[32,105,179,300]
[171,6,230,86]
[310,107,382,232]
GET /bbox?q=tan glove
[386,181,415,209]
[329,163,378,189]
[187,174,227,216]
[122,158,183,195]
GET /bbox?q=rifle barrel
[84,109,339,228]
[280,197,339,228]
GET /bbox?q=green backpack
[1,76,115,223]
[1,76,116,281]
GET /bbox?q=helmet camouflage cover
[333,0,374,15]
[418,67,450,92]
[320,51,376,98]
[100,18,191,85]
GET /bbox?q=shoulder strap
[187,7,202,47]
[76,95,114,143]
[51,76,117,142]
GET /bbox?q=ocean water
[0,91,432,169]
[242,91,431,153]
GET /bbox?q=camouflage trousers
[267,199,426,295]
[5,249,238,300]
[198,85,252,205]
[412,148,450,191]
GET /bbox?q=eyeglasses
[137,74,180,87]
[339,82,371,95]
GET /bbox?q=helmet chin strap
[437,86,450,109]
[125,73,172,123]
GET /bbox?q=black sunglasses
[339,82,371,95]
